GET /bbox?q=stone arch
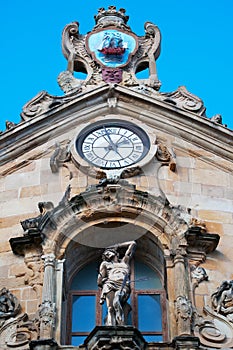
[41,181,190,259]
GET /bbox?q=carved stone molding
[172,335,200,350]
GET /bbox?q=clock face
[75,122,150,169]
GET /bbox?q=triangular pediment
[0,84,232,167]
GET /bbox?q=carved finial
[210,114,227,127]
[5,120,17,130]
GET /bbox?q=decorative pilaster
[173,249,193,336]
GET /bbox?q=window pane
[71,262,98,290]
[72,336,87,346]
[144,335,163,342]
[72,295,96,331]
[138,295,162,331]
[135,261,162,290]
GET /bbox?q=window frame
[66,257,168,345]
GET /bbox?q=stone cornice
[0,85,232,166]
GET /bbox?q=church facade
[0,6,233,350]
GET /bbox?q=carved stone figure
[97,241,136,326]
[211,280,233,321]
[0,288,20,319]
[190,264,208,283]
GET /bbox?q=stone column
[173,249,193,336]
[39,253,56,340]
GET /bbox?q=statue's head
[102,248,119,261]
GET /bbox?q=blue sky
[1,1,232,131]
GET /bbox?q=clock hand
[103,127,122,157]
[103,126,117,151]
[116,139,131,147]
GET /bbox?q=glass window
[72,295,96,332]
[68,258,167,345]
[138,294,162,331]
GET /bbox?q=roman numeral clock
[71,119,157,176]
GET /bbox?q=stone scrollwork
[194,306,233,348]
[162,86,206,116]
[0,288,20,320]
[20,88,84,120]
[6,313,39,348]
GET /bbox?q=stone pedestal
[29,339,58,350]
[84,326,146,350]
[173,336,200,350]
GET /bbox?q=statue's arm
[97,262,107,288]
[122,241,137,263]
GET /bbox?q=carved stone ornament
[0,288,20,320]
[5,313,39,348]
[20,89,84,120]
[38,300,56,339]
[194,306,233,348]
[24,252,44,298]
[156,143,176,172]
[0,312,39,349]
[190,264,208,284]
[210,113,227,127]
[175,296,193,335]
[50,141,72,175]
[61,6,161,91]
[162,86,206,116]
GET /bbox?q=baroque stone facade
[0,6,233,350]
